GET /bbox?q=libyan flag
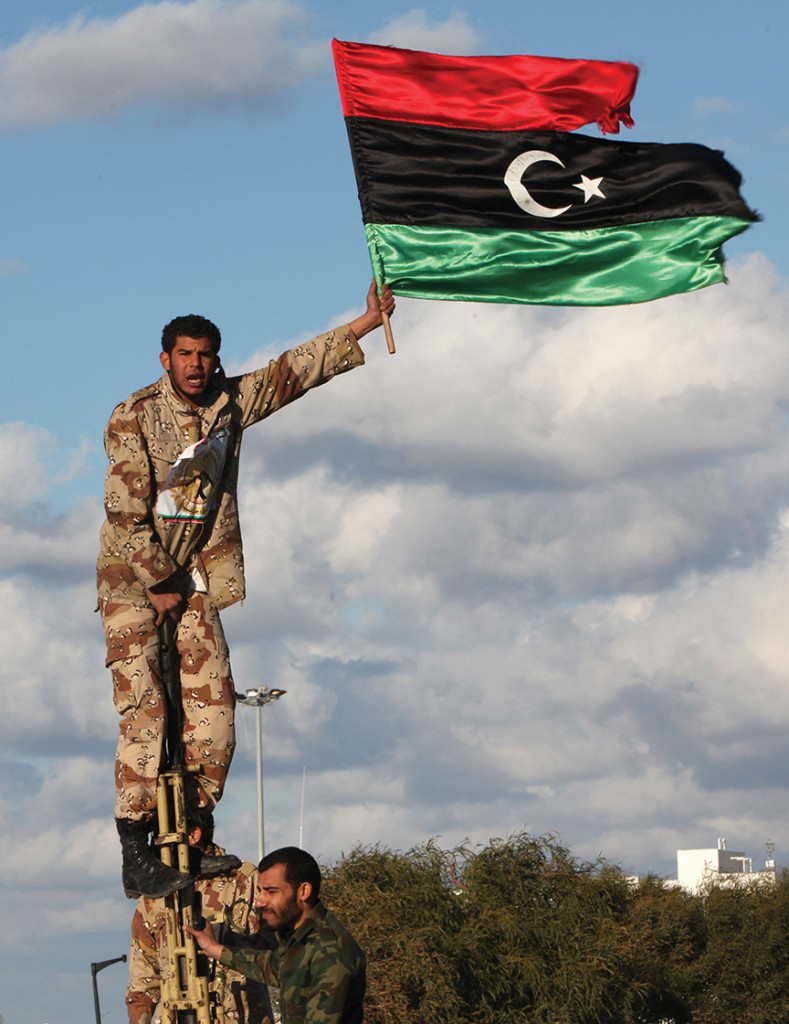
[333,40,757,306]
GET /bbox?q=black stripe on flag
[346,117,756,231]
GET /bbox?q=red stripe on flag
[332,39,638,135]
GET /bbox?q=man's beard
[274,895,302,932]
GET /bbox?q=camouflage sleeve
[230,865,258,937]
[235,326,364,430]
[126,904,159,1024]
[218,943,278,985]
[300,947,361,1024]
[204,862,259,941]
[103,404,179,589]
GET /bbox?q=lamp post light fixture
[91,955,127,1024]
[236,686,286,861]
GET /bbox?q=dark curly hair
[161,314,221,354]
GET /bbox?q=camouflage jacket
[126,845,274,1024]
[97,327,364,623]
[219,901,366,1024]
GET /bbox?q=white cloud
[223,254,789,866]
[46,895,130,933]
[0,0,322,130]
[0,423,105,576]
[3,253,789,970]
[367,9,482,53]
[237,253,788,486]
[0,421,54,504]
[0,576,111,750]
[692,96,738,119]
[55,435,97,484]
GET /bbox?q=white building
[672,837,777,893]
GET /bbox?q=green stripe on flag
[365,217,751,306]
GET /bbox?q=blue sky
[1,2,788,1022]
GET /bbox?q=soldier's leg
[110,646,166,820]
[102,599,162,819]
[177,592,236,813]
[102,599,192,898]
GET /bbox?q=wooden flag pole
[382,309,396,354]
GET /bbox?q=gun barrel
[159,617,185,769]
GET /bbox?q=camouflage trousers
[101,591,236,821]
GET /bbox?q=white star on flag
[573,174,606,202]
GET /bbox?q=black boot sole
[123,871,194,900]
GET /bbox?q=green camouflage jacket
[126,845,274,1024]
[219,900,366,1024]
[97,327,364,635]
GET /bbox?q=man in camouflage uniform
[186,847,365,1024]
[126,815,274,1024]
[98,283,395,898]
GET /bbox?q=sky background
[1,1,788,1021]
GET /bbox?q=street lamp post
[236,686,286,862]
[91,955,127,1024]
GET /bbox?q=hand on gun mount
[184,918,224,962]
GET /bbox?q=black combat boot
[190,847,242,878]
[116,818,194,899]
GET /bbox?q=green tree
[690,871,789,1024]
[323,840,467,1024]
[319,832,789,1024]
[623,875,703,1023]
[455,833,641,1024]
